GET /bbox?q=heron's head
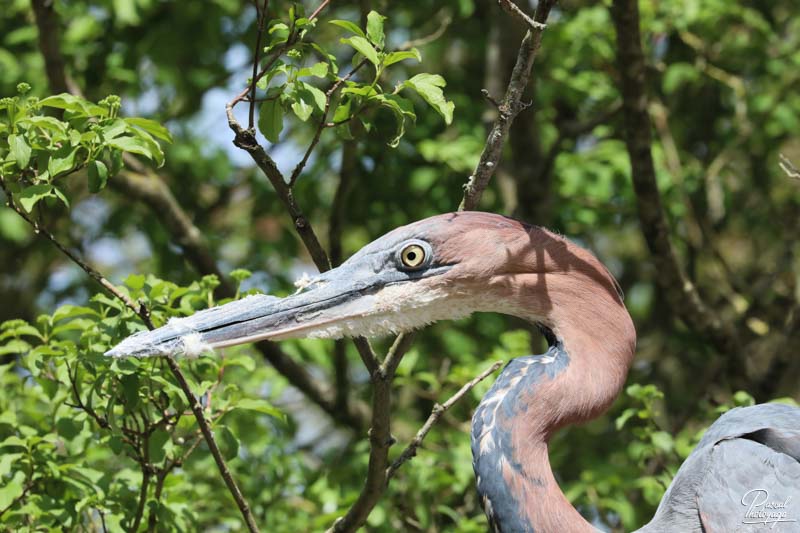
[106,211,621,358]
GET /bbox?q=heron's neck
[471,274,636,532]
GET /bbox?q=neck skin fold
[471,271,637,532]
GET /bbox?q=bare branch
[780,153,800,180]
[398,12,452,50]
[459,0,557,211]
[386,360,503,479]
[497,0,547,30]
[249,0,270,130]
[130,469,151,532]
[162,357,261,533]
[610,0,741,359]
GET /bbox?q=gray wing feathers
[697,438,800,532]
[636,404,800,533]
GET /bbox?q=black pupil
[407,251,417,261]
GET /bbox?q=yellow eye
[400,244,426,269]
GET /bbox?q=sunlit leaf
[341,36,380,66]
[402,73,454,124]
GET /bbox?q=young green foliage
[253,8,452,148]
[0,86,171,212]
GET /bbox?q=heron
[107,211,800,532]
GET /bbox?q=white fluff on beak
[180,333,214,359]
[293,272,315,293]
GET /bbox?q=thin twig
[459,0,556,211]
[386,360,503,479]
[288,60,368,187]
[497,0,547,30]
[779,153,800,180]
[397,12,452,50]
[130,468,151,532]
[249,0,270,129]
[0,178,140,312]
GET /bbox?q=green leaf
[332,98,351,123]
[366,11,386,49]
[101,118,128,140]
[108,436,124,455]
[383,49,421,67]
[19,116,68,135]
[147,429,170,464]
[403,73,454,125]
[8,134,31,168]
[0,452,22,477]
[0,471,25,510]
[125,273,145,290]
[615,407,637,430]
[88,160,109,193]
[291,97,313,122]
[297,62,329,79]
[109,148,123,176]
[106,136,159,163]
[651,431,674,453]
[127,127,165,167]
[47,146,78,177]
[229,268,252,283]
[18,184,53,212]
[125,117,173,143]
[341,85,379,98]
[235,398,283,419]
[38,94,105,116]
[257,99,283,143]
[298,82,327,112]
[222,353,255,372]
[663,62,699,95]
[218,425,239,461]
[120,374,140,409]
[52,185,69,208]
[329,20,366,39]
[341,36,380,67]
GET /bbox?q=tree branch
[459,0,556,211]
[30,0,73,95]
[386,360,503,480]
[611,0,741,359]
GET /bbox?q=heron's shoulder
[699,403,800,449]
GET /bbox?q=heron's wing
[636,404,800,533]
[696,436,800,532]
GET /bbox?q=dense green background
[1,0,798,531]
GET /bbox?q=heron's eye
[400,244,426,269]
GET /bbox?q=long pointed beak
[104,267,386,358]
